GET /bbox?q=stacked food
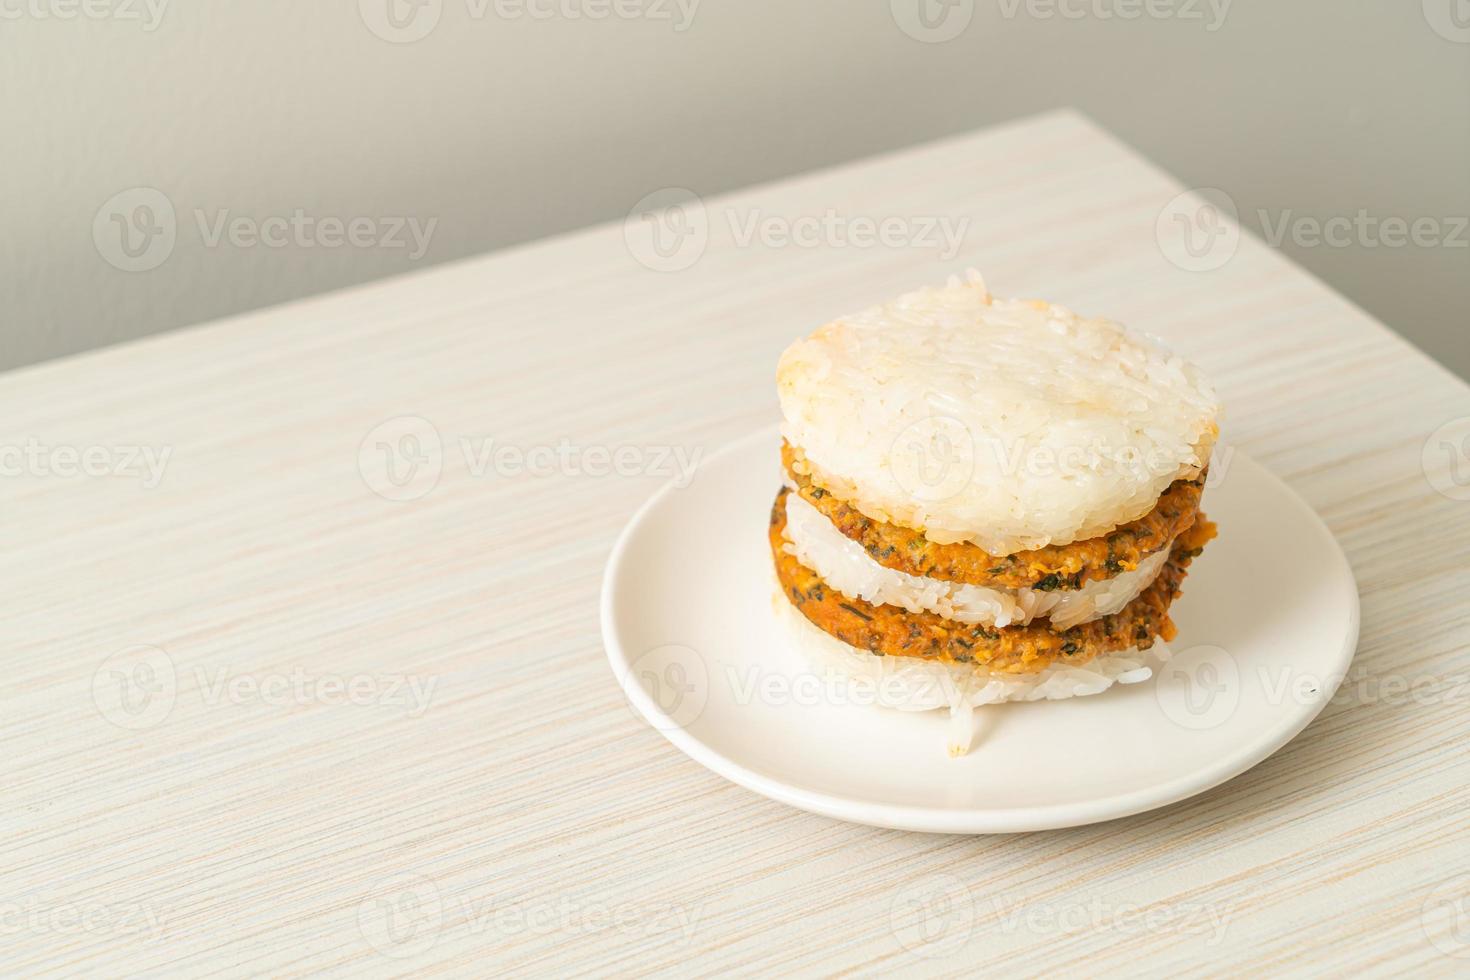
[770,272,1220,755]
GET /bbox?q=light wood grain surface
[4,110,1469,977]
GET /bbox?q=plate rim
[601,426,1362,834]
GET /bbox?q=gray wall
[3,0,1467,377]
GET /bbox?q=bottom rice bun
[770,488,1215,756]
[773,591,1174,758]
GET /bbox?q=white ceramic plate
[601,427,1359,834]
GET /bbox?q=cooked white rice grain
[777,270,1220,554]
[782,492,1172,630]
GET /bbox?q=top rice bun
[777,271,1220,555]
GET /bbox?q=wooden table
[5,110,1469,976]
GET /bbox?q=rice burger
[771,272,1220,755]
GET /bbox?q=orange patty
[771,487,1216,674]
[783,441,1205,591]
